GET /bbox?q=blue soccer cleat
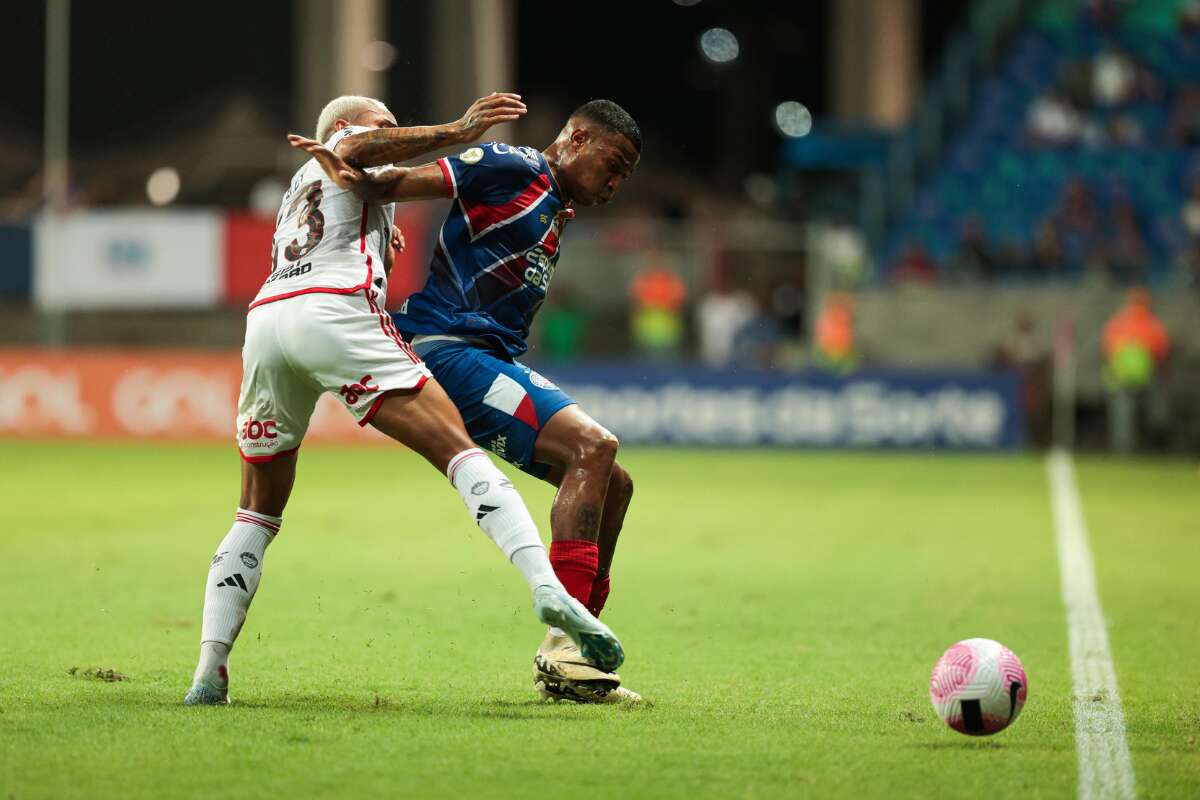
[532,584,624,673]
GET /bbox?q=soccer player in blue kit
[290,99,642,703]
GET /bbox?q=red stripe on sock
[447,450,487,483]
[549,539,599,607]
[235,513,280,533]
[587,574,611,618]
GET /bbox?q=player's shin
[448,449,623,670]
[446,449,560,591]
[192,509,279,688]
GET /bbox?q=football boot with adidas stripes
[532,631,643,704]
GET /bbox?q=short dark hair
[571,99,642,153]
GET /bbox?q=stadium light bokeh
[774,101,812,138]
[145,167,180,206]
[362,40,396,72]
[700,27,739,64]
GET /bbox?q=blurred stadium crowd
[884,0,1200,290]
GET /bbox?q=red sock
[549,539,598,606]
[587,574,611,617]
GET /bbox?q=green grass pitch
[0,442,1196,798]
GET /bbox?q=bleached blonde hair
[315,95,388,143]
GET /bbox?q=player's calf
[591,461,634,617]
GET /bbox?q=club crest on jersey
[527,371,558,390]
[460,147,484,164]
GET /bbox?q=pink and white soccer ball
[929,638,1028,735]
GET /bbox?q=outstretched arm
[287,135,449,203]
[335,92,526,169]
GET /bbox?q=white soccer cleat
[532,631,644,705]
[183,666,230,706]
[531,585,624,673]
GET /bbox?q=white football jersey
[251,125,396,308]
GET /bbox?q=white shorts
[236,289,431,461]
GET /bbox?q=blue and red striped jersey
[392,141,574,359]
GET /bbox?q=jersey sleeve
[437,143,543,203]
[323,124,374,148]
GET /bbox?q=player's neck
[542,147,574,206]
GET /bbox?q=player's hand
[455,92,527,142]
[390,225,405,253]
[287,134,365,189]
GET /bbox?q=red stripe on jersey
[438,158,456,198]
[471,211,566,301]
[461,173,552,240]
[541,228,560,258]
[248,281,370,311]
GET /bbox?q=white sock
[194,509,279,681]
[195,641,230,685]
[447,449,562,592]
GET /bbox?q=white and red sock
[193,508,279,684]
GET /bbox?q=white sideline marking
[1047,450,1136,800]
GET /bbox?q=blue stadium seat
[881,15,1197,286]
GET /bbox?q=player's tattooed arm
[335,92,527,169]
[287,135,450,203]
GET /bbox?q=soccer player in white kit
[185,93,625,705]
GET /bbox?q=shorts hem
[532,398,578,435]
[357,376,430,427]
[239,445,300,463]
[509,400,577,477]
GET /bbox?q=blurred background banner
[0,349,387,444]
[551,364,1022,448]
[1,0,1198,454]
[34,211,222,309]
[0,349,1021,449]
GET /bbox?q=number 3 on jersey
[272,180,325,272]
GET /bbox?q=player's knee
[578,428,619,472]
